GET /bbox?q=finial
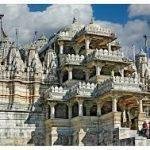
[90,17,94,24]
[73,17,77,23]
[73,8,80,23]
[0,14,7,40]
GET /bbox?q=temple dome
[57,17,84,40]
[84,21,113,36]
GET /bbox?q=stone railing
[94,76,142,97]
[81,26,115,37]
[60,54,84,66]
[57,31,73,41]
[65,82,96,99]
[86,49,124,63]
[46,86,68,100]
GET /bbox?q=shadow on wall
[24,92,46,146]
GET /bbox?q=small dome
[57,18,84,39]
[84,21,113,36]
[138,49,146,56]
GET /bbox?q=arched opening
[90,104,97,116]
[101,101,112,115]
[89,66,96,78]
[55,103,68,119]
[101,65,111,76]
[64,47,75,54]
[62,70,68,82]
[72,69,85,81]
[72,102,78,118]
[114,71,121,76]
[79,46,86,55]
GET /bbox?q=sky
[0,4,150,57]
[28,4,129,24]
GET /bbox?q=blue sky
[0,4,149,55]
[28,4,129,25]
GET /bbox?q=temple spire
[0,14,7,41]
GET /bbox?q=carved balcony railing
[94,76,142,97]
[46,86,68,100]
[65,82,96,99]
[86,49,125,63]
[76,25,116,38]
[60,54,85,66]
[57,31,73,41]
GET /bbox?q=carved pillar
[50,102,56,118]
[139,100,143,113]
[96,65,101,76]
[78,128,86,146]
[108,43,111,51]
[112,97,117,112]
[78,100,83,117]
[68,103,72,119]
[111,70,115,77]
[59,42,64,54]
[119,67,124,77]
[97,103,102,116]
[85,38,90,50]
[85,69,89,82]
[46,104,50,119]
[68,67,73,80]
[51,127,58,146]
[60,71,63,84]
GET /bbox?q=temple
[0,16,150,146]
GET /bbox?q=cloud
[128,4,150,18]
[0,4,149,59]
[95,19,150,58]
[0,4,93,44]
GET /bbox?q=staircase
[118,127,150,146]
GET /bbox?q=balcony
[46,86,68,101]
[60,54,84,67]
[94,76,142,97]
[45,118,71,127]
[65,82,96,99]
[86,49,127,63]
[76,24,116,39]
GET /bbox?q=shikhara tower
[0,16,150,146]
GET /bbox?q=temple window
[72,69,85,81]
[62,70,68,82]
[89,66,96,78]
[54,103,68,119]
[72,102,78,118]
[143,106,150,117]
[90,104,97,116]
[101,101,112,115]
[101,65,111,76]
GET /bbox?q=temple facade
[0,16,150,146]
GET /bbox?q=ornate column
[111,70,115,77]
[96,65,101,76]
[139,100,143,113]
[119,67,124,77]
[108,43,111,51]
[58,41,64,54]
[85,69,89,82]
[46,104,50,119]
[68,103,72,119]
[97,102,102,116]
[60,71,63,84]
[112,96,118,112]
[50,102,56,119]
[85,38,90,50]
[68,67,73,80]
[78,100,83,117]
